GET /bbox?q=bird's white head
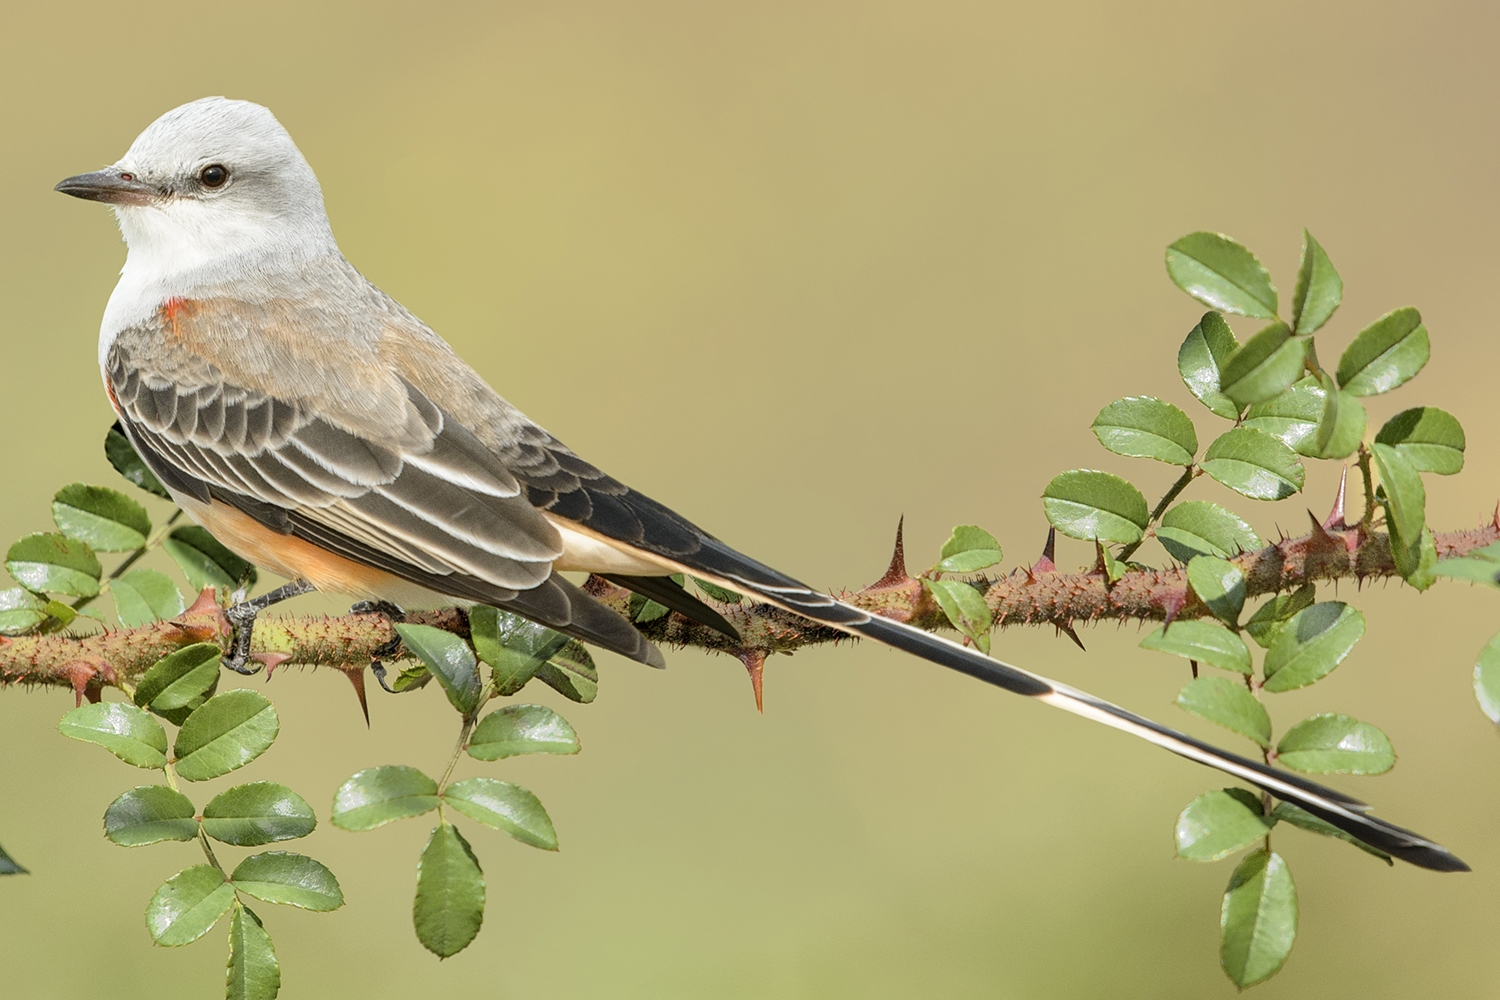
[57,97,338,292]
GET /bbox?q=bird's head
[55,97,335,279]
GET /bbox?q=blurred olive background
[3,1,1500,997]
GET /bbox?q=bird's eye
[199,164,228,188]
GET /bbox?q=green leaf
[533,640,599,704]
[922,578,992,654]
[1178,312,1242,419]
[1390,523,1437,592]
[1291,230,1342,334]
[1270,802,1392,863]
[1176,788,1271,861]
[1432,540,1500,588]
[1165,232,1278,319]
[1220,323,1305,407]
[202,781,318,846]
[1220,849,1297,988]
[58,701,168,768]
[0,841,28,875]
[413,822,486,959]
[173,690,279,782]
[630,593,671,623]
[0,586,49,636]
[1243,585,1316,649]
[163,525,256,595]
[1097,540,1125,584]
[934,525,1004,574]
[1140,620,1251,674]
[1474,631,1500,725]
[226,903,280,1000]
[467,704,581,761]
[443,777,558,850]
[52,483,151,551]
[1276,713,1395,774]
[1176,676,1272,747]
[134,642,221,714]
[1371,442,1426,546]
[330,765,440,831]
[1262,602,1365,692]
[1201,428,1305,501]
[1186,555,1246,626]
[1374,407,1465,475]
[692,577,742,603]
[1336,307,1429,396]
[1312,372,1367,460]
[1090,396,1198,465]
[230,851,343,911]
[394,623,481,715]
[1156,501,1262,563]
[470,606,567,696]
[106,423,170,499]
[6,532,101,597]
[103,785,198,846]
[1041,470,1149,544]
[146,865,235,946]
[111,569,186,627]
[1243,377,1326,457]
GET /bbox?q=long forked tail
[677,546,1469,872]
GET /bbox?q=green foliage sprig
[0,231,1495,994]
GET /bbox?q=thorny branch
[3,513,1498,702]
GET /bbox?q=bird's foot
[351,600,410,693]
[221,579,318,675]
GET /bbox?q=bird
[54,96,1466,872]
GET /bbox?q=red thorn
[1032,527,1057,575]
[343,668,370,727]
[251,652,292,678]
[1306,510,1341,550]
[1325,468,1349,530]
[184,587,219,616]
[65,662,93,707]
[1160,589,1187,627]
[870,517,909,588]
[1492,501,1500,531]
[1057,622,1086,651]
[735,649,767,713]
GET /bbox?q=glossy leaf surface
[413,822,485,959]
[395,623,482,715]
[103,785,198,846]
[331,766,440,830]
[1176,676,1272,747]
[1291,230,1342,334]
[1375,407,1465,475]
[164,526,256,594]
[1166,232,1278,318]
[1041,470,1149,544]
[173,690,279,782]
[226,904,280,1000]
[1091,396,1197,465]
[1336,307,1429,396]
[1220,849,1297,988]
[1201,428,1304,501]
[134,643,221,714]
[1187,555,1246,625]
[231,851,344,911]
[1276,713,1395,774]
[934,525,1004,574]
[52,483,151,551]
[1156,501,1262,563]
[1176,788,1270,862]
[467,704,580,761]
[111,569,186,627]
[1220,323,1304,407]
[58,701,168,768]
[203,782,318,846]
[1262,602,1365,692]
[444,776,558,850]
[1243,377,1325,457]
[146,864,235,946]
[1178,312,1241,418]
[6,532,101,597]
[1140,620,1252,674]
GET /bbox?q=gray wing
[106,345,664,666]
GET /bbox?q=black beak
[54,168,155,206]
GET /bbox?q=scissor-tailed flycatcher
[54,97,1464,871]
